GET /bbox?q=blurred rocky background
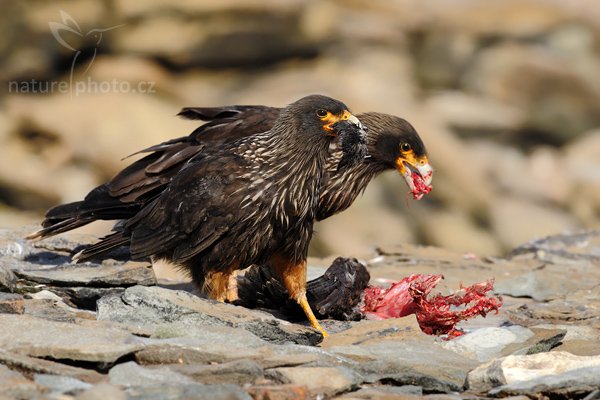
[2,0,600,258]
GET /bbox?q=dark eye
[316,109,328,118]
[401,142,412,152]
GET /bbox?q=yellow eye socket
[316,109,328,118]
[401,142,412,152]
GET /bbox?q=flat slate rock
[0,314,145,363]
[70,383,127,400]
[97,285,323,345]
[268,366,362,397]
[467,351,600,394]
[441,326,566,362]
[0,350,104,384]
[497,230,600,301]
[0,292,24,313]
[0,364,39,399]
[0,228,156,294]
[124,383,252,400]
[0,264,17,292]
[34,373,93,396]
[507,229,600,263]
[170,359,264,386]
[135,336,348,372]
[12,260,156,287]
[323,318,478,393]
[507,285,600,329]
[489,365,600,398]
[109,361,195,387]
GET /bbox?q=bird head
[280,95,368,167]
[285,95,365,138]
[360,113,433,200]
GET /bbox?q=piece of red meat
[410,171,432,200]
[362,274,502,337]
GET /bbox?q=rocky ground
[0,226,599,399]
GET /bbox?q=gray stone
[443,326,566,362]
[441,326,534,362]
[76,383,127,400]
[14,260,156,287]
[0,292,24,314]
[324,319,478,393]
[171,359,264,385]
[1,230,157,302]
[0,349,104,383]
[19,289,97,322]
[261,351,323,369]
[34,373,92,395]
[490,365,600,398]
[109,361,195,387]
[507,229,600,263]
[0,230,31,260]
[0,264,17,292]
[135,336,345,372]
[25,289,97,320]
[97,285,322,345]
[0,364,39,399]
[53,286,127,310]
[30,234,99,254]
[537,324,600,342]
[467,351,600,393]
[506,284,600,328]
[134,337,273,366]
[269,366,362,397]
[342,340,477,393]
[125,383,252,400]
[0,314,145,363]
[337,385,423,399]
[495,261,600,302]
[21,298,78,323]
[543,325,600,355]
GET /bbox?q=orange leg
[202,270,231,301]
[226,270,239,302]
[272,254,328,337]
[202,261,240,302]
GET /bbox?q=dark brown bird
[28,101,431,334]
[30,95,366,336]
[28,108,432,242]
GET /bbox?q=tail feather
[26,216,94,240]
[72,232,130,263]
[44,201,85,222]
[31,185,147,241]
[177,106,245,121]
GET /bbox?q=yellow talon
[298,294,329,337]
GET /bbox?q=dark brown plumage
[236,257,370,321]
[28,108,432,241]
[30,95,366,336]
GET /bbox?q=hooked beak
[396,154,433,200]
[323,110,364,135]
